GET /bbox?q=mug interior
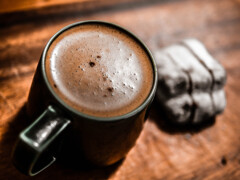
[41,20,158,122]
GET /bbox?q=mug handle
[12,105,71,176]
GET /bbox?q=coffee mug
[12,21,157,176]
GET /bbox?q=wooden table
[0,0,240,179]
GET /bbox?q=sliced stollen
[212,87,226,114]
[191,92,214,124]
[154,50,189,97]
[181,39,227,114]
[157,93,193,124]
[165,45,212,92]
[154,50,193,124]
[165,45,215,124]
[154,39,226,125]
[181,39,226,90]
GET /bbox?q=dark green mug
[12,21,158,176]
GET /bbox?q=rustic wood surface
[0,0,240,179]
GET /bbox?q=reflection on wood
[0,0,150,13]
[0,0,90,13]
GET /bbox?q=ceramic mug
[12,21,158,176]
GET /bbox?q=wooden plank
[0,0,169,26]
[1,0,239,82]
[0,0,240,179]
[0,0,151,14]
[0,0,90,13]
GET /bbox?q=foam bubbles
[46,23,153,117]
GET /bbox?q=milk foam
[46,23,153,117]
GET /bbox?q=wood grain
[0,0,240,179]
[0,0,89,13]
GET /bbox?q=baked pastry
[154,39,226,124]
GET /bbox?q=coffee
[45,23,153,117]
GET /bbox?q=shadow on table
[148,100,216,134]
[0,103,122,180]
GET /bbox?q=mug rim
[41,20,158,122]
